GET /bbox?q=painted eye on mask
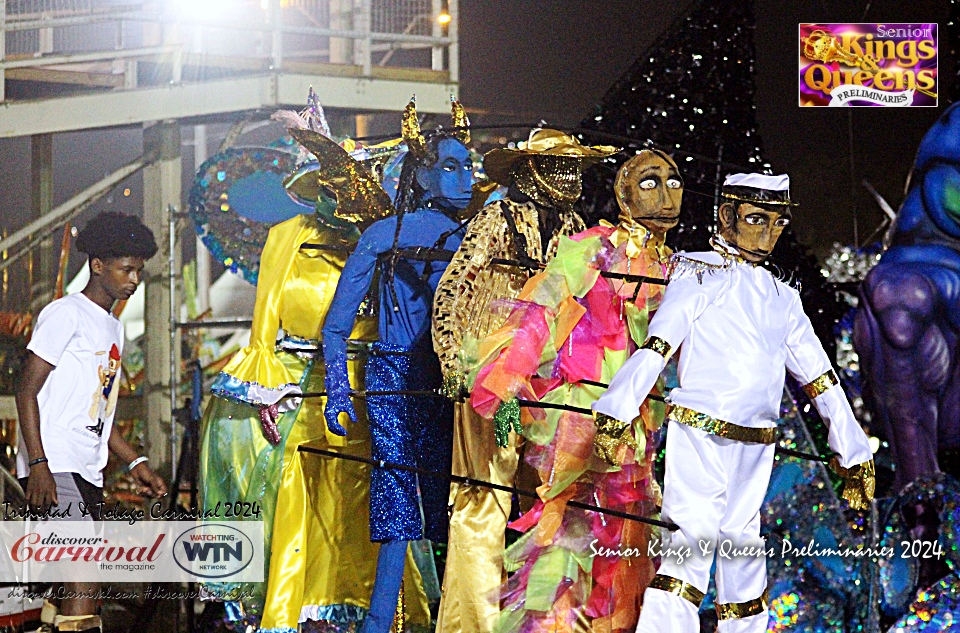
[774,217,791,227]
[666,178,682,189]
[639,178,658,190]
[744,215,767,225]
[441,159,459,172]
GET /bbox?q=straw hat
[483,129,619,186]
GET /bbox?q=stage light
[437,12,451,25]
[171,0,241,22]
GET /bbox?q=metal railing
[0,0,457,101]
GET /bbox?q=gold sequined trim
[829,457,876,511]
[802,369,839,399]
[593,412,638,466]
[669,405,777,444]
[721,191,798,206]
[640,336,672,359]
[648,574,705,607]
[716,591,769,620]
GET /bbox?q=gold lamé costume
[432,129,618,633]
[199,213,430,632]
[432,197,584,633]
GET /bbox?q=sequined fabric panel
[365,341,453,543]
[432,199,584,381]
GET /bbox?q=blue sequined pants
[365,341,453,542]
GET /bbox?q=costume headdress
[286,128,394,224]
[401,96,428,158]
[276,88,407,224]
[450,95,470,144]
[401,94,472,158]
[721,173,799,207]
[482,129,619,186]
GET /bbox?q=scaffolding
[0,0,459,134]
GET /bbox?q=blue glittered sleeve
[321,218,394,434]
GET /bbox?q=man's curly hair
[75,212,158,260]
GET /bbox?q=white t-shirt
[17,293,125,487]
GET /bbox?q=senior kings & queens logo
[799,23,937,107]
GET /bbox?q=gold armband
[649,574,705,607]
[802,369,839,399]
[640,336,672,359]
[716,590,769,620]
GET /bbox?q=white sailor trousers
[636,422,775,633]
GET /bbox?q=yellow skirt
[200,349,430,631]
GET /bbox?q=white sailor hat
[721,173,798,207]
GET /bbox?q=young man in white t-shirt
[15,212,168,633]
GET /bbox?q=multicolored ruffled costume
[199,213,430,632]
[463,221,669,633]
[432,198,585,633]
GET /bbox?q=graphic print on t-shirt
[87,344,121,437]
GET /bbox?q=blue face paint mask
[416,137,474,211]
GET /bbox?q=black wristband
[28,457,48,467]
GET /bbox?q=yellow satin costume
[199,213,429,632]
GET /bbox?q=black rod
[297,445,678,530]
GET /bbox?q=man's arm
[15,352,58,510]
[107,426,167,498]
[784,292,874,509]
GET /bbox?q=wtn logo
[172,524,255,579]
[180,541,243,564]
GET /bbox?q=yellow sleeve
[214,215,316,403]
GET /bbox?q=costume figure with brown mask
[459,150,685,633]
[431,129,618,633]
[594,173,873,633]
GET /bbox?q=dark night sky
[456,0,951,256]
[0,0,952,288]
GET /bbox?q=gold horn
[401,96,427,158]
[450,95,470,144]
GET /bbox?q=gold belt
[668,405,777,445]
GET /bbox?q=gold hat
[285,128,394,224]
[483,129,620,186]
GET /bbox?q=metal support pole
[1,0,6,102]
[356,0,371,76]
[30,134,55,315]
[431,0,442,71]
[328,0,349,64]
[143,121,181,478]
[270,0,282,70]
[193,125,210,315]
[168,203,178,483]
[447,0,458,82]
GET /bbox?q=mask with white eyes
[614,150,684,235]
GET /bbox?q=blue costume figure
[855,102,960,596]
[322,98,474,633]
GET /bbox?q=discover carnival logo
[0,520,263,583]
[173,524,255,579]
[799,23,937,107]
